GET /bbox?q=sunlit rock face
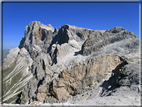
[2,21,141,105]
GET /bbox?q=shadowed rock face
[2,21,141,104]
[81,27,137,56]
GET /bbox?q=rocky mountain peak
[105,26,124,33]
[3,21,141,105]
[19,21,57,59]
[47,24,54,28]
[24,21,54,39]
[105,26,137,37]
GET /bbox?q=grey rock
[3,47,20,70]
[54,24,95,48]
[118,64,140,86]
[81,27,137,56]
[2,21,141,105]
[19,21,57,60]
[106,27,137,38]
[98,62,140,97]
[40,55,123,102]
[2,47,33,104]
[105,27,124,33]
[44,97,59,104]
[54,28,58,33]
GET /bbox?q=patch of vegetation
[3,61,16,95]
[3,94,19,104]
[2,61,29,104]
[2,61,16,78]
[3,70,22,95]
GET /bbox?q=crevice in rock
[47,35,58,53]
[74,50,82,56]
[69,86,77,96]
[34,67,37,79]
[15,92,22,104]
[37,77,44,88]
[29,32,33,44]
[48,81,58,100]
[39,28,47,42]
[40,59,46,71]
[112,59,128,74]
[47,26,69,53]
[32,96,37,102]
[100,59,129,97]
[50,47,58,66]
[57,26,69,45]
[34,77,45,100]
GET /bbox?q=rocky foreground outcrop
[2,21,141,105]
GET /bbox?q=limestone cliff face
[37,55,123,103]
[19,21,57,59]
[81,27,137,56]
[2,21,141,104]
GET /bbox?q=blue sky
[3,2,139,49]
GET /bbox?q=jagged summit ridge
[2,21,141,105]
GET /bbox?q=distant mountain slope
[0,49,10,61]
